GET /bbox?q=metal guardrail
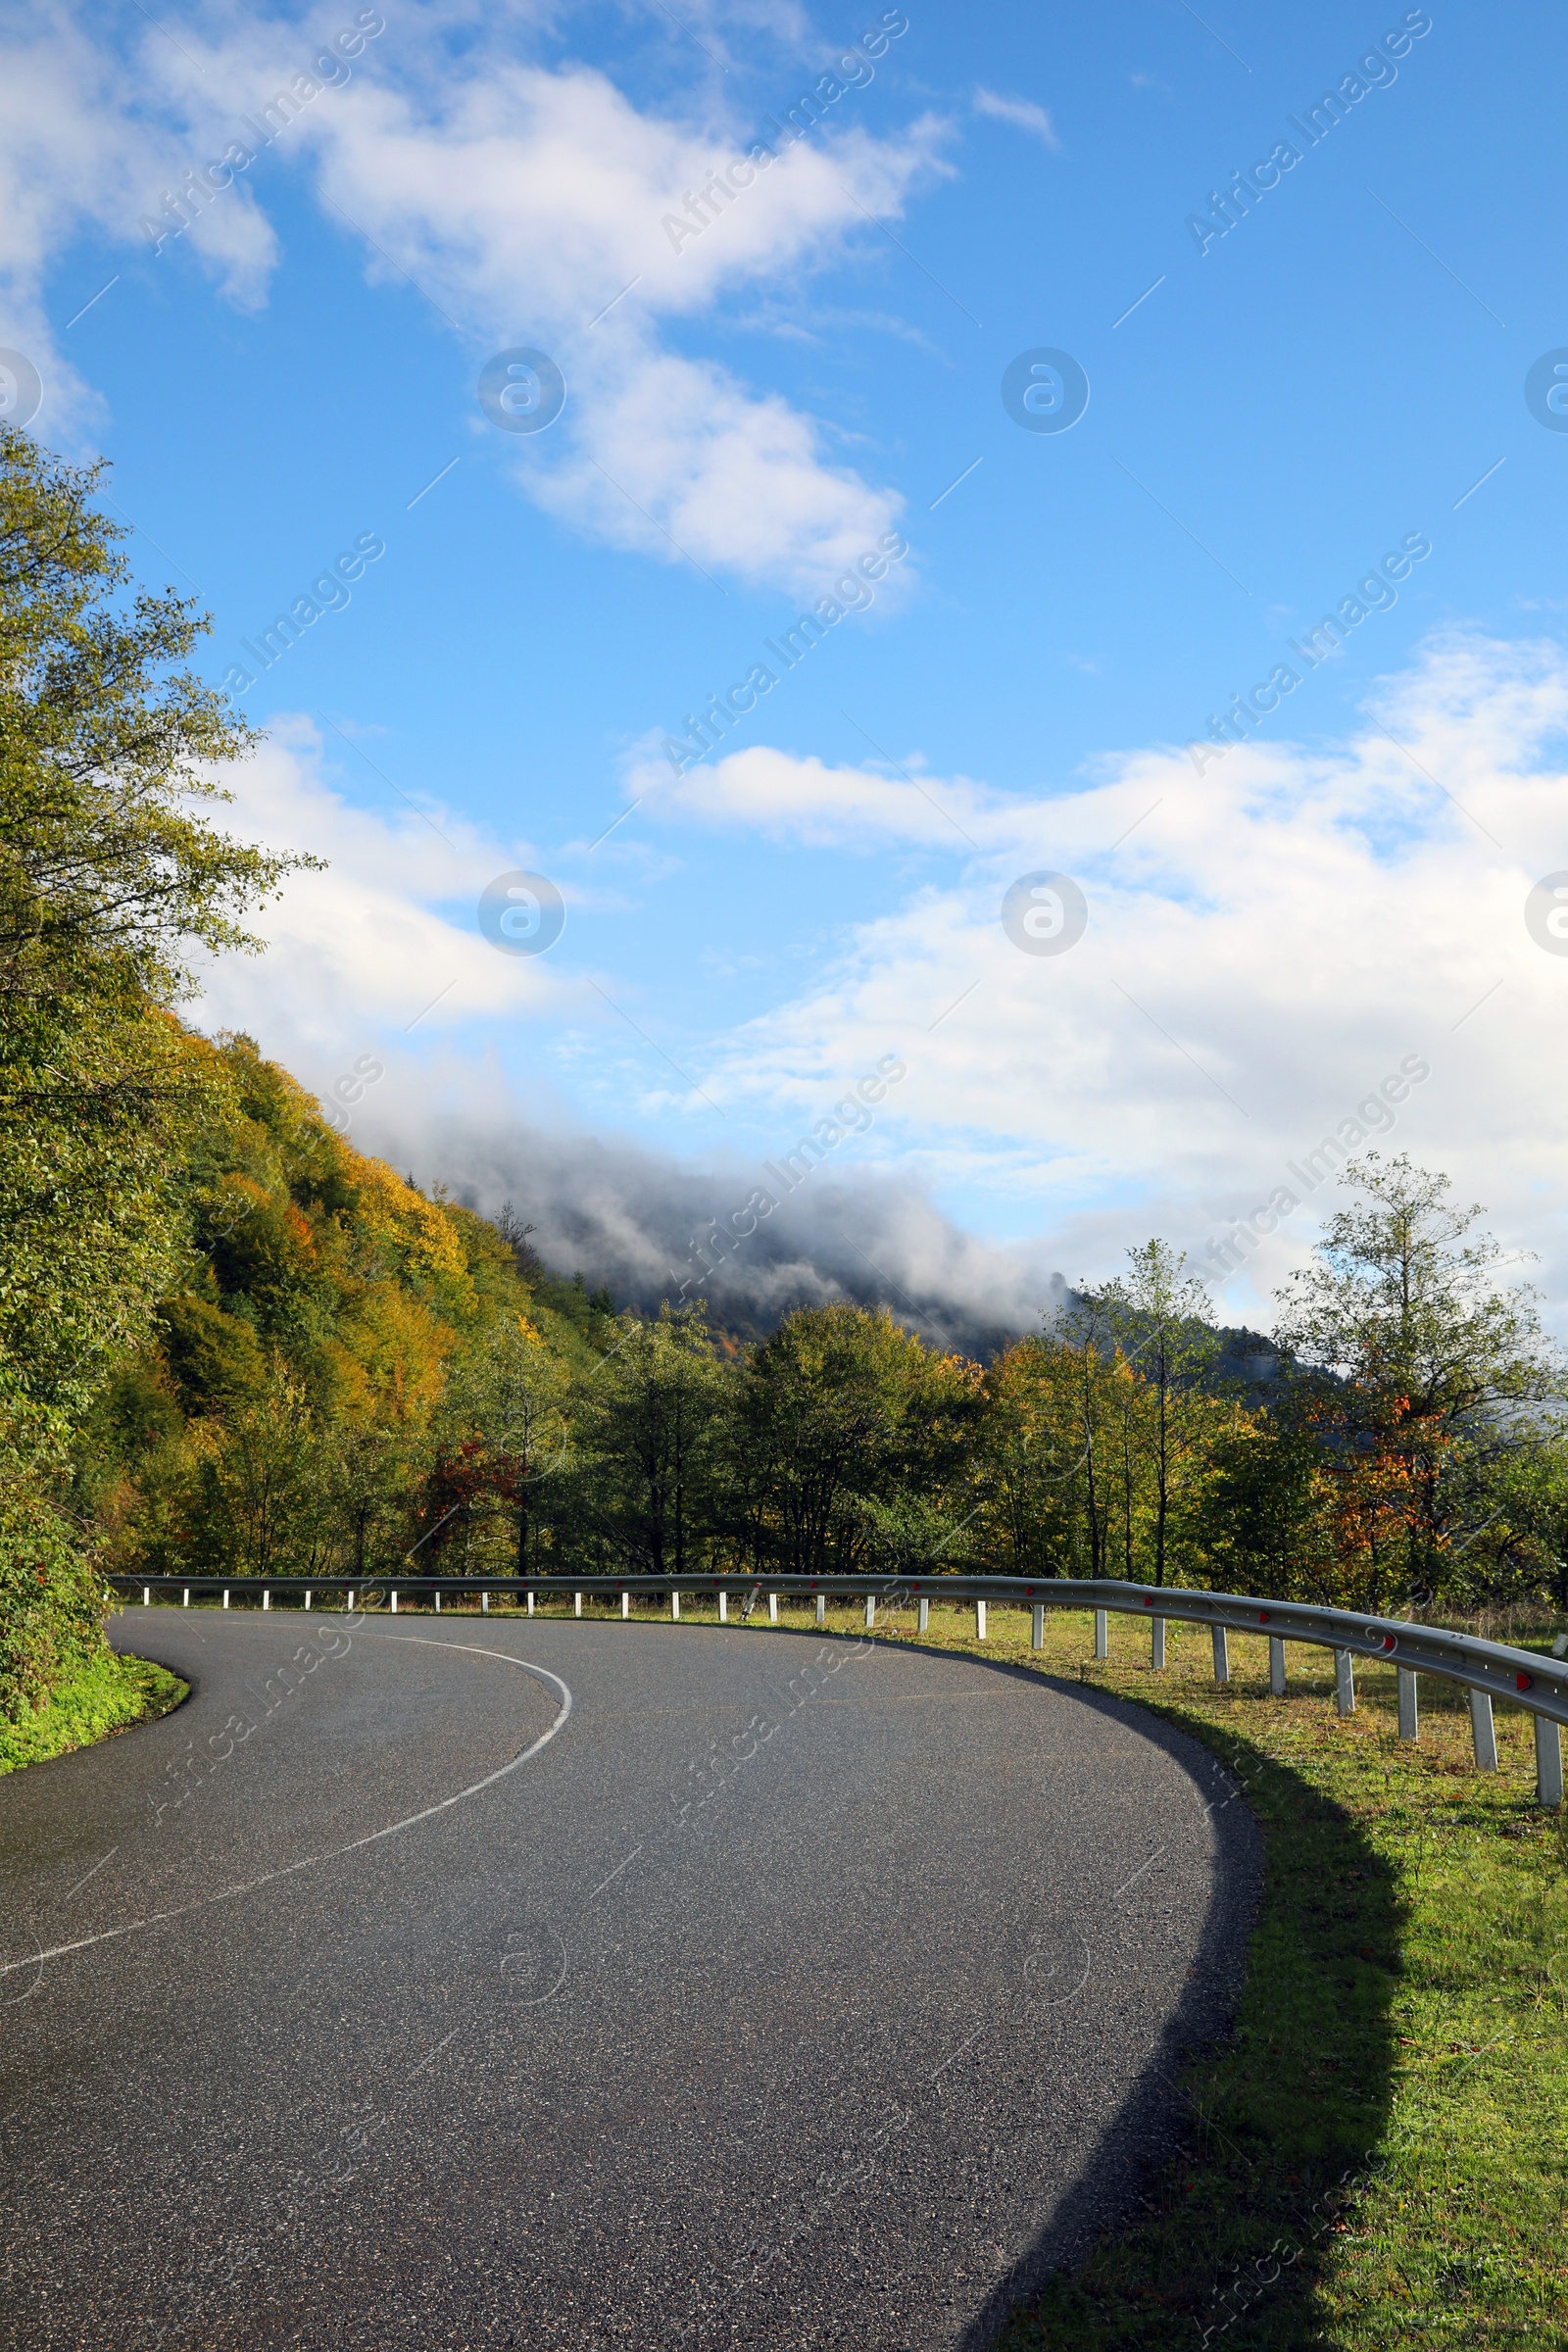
[108,1570,1566,1805]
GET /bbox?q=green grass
[0,1644,187,1774]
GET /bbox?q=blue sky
[9,0,1568,1329]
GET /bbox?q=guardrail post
[864,1594,876,1629]
[1269,1637,1286,1696]
[527,1592,535,1615]
[718,1592,728,1623]
[815,1593,825,1626]
[621,1592,630,1619]
[143,1586,151,1606]
[1335,1650,1355,1716]
[768,1592,778,1625]
[1031,1603,1045,1650]
[574,1591,583,1618]
[1094,1608,1108,1659]
[222,1589,230,1610]
[482,1592,489,1613]
[1397,1668,1418,1740]
[1151,1616,1166,1671]
[1211,1625,1229,1685]
[182,1586,190,1607]
[975,1598,987,1641]
[1537,1715,1564,1809]
[1468,1688,1497,1772]
[670,1591,680,1620]
[348,1588,356,1613]
[391,1592,398,1613]
[305,1590,312,1611]
[917,1596,929,1633]
[262,1589,269,1612]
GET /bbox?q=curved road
[0,1609,1259,2350]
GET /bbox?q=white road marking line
[0,1648,571,1979]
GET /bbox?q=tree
[974,1333,1138,1578]
[575,1306,729,1578]
[0,427,308,1711]
[1087,1242,1221,1586]
[430,1314,570,1573]
[0,427,299,1012]
[186,1369,322,1579]
[1274,1155,1565,1605]
[730,1303,979,1577]
[0,428,305,1465]
[1191,1403,1330,1599]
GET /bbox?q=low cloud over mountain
[363,1109,1066,1359]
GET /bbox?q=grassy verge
[0,1645,187,1774]
[133,1586,1568,2340]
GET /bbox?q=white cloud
[0,15,280,436]
[972,88,1060,148]
[635,741,1001,846]
[0,7,947,593]
[190,721,580,1069]
[305,65,946,593]
[673,634,1568,1316]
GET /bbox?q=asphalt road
[0,1607,1260,2350]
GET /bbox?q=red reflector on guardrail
[1517,1672,1534,1691]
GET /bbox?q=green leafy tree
[729,1303,979,1577]
[0,427,305,1707]
[573,1305,729,1577]
[1191,1402,1330,1599]
[1274,1154,1565,1605]
[973,1333,1139,1578]
[1085,1243,1221,1586]
[427,1313,571,1574]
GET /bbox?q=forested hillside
[4,420,1567,1736]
